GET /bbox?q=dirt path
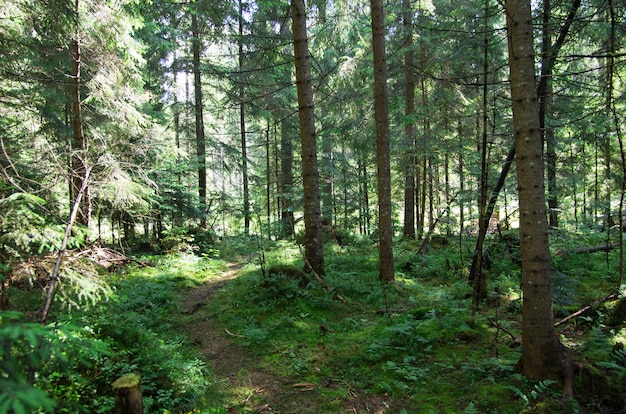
[179,258,386,414]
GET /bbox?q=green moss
[112,373,141,389]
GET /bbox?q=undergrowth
[2,230,625,413]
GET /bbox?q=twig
[224,328,244,338]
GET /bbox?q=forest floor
[179,256,388,414]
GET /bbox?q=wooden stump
[113,373,143,414]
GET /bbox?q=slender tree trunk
[42,165,91,324]
[266,126,271,240]
[239,0,250,234]
[505,0,573,393]
[606,0,624,286]
[370,0,394,282]
[471,0,491,308]
[538,0,581,229]
[279,119,294,238]
[172,57,183,227]
[192,13,207,229]
[402,0,416,240]
[291,0,325,275]
[359,153,371,235]
[70,0,90,227]
[317,5,334,233]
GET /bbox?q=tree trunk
[538,0,582,229]
[472,0,491,306]
[192,12,207,229]
[402,0,416,240]
[279,118,294,238]
[291,0,325,275]
[505,0,573,395]
[370,0,394,282]
[239,0,250,235]
[70,0,90,227]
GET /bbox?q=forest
[1,0,625,412]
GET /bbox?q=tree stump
[113,373,143,414]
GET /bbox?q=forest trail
[179,257,386,413]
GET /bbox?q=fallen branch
[554,243,620,257]
[41,164,91,325]
[294,237,346,303]
[554,293,619,328]
[488,318,520,345]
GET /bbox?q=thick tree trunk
[291,0,325,275]
[192,13,207,229]
[370,0,394,282]
[505,0,572,394]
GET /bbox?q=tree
[505,0,573,394]
[191,10,207,229]
[70,0,90,227]
[238,0,250,235]
[371,0,394,282]
[291,0,324,275]
[402,0,416,240]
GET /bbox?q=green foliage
[0,192,87,260]
[160,227,218,256]
[3,231,626,412]
[0,311,108,413]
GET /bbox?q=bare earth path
[179,257,387,414]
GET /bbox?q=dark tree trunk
[279,118,294,238]
[239,0,250,234]
[291,0,325,275]
[192,13,207,229]
[370,0,394,282]
[402,0,416,240]
[70,0,90,227]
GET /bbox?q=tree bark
[279,118,294,238]
[291,0,325,275]
[192,12,207,229]
[239,0,250,235]
[370,0,394,282]
[505,0,572,394]
[402,0,416,240]
[70,0,90,227]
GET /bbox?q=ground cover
[1,231,625,413]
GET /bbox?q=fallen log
[554,243,620,257]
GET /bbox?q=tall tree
[191,10,207,229]
[280,118,295,238]
[402,0,416,240]
[291,0,324,275]
[70,0,90,227]
[371,0,394,282]
[239,0,250,234]
[505,0,573,394]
